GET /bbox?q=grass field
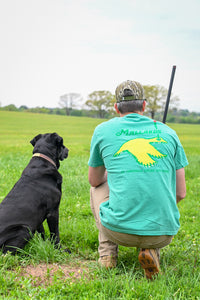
[0,111,200,299]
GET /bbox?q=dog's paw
[64,248,71,254]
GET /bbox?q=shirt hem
[101,222,179,236]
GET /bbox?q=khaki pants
[90,182,173,257]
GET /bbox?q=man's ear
[114,103,120,114]
[30,134,42,146]
[142,100,146,112]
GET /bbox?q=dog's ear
[50,133,63,146]
[30,134,42,146]
[56,136,63,146]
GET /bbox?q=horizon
[0,0,199,112]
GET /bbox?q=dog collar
[32,153,57,168]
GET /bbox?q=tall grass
[0,111,200,299]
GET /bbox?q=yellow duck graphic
[114,137,167,167]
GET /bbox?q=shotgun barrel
[162,65,176,123]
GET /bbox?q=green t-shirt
[88,114,188,236]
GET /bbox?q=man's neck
[119,111,143,117]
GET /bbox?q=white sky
[0,0,200,112]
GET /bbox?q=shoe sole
[138,249,159,280]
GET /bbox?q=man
[88,80,188,280]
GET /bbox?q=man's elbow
[177,187,186,200]
[88,166,106,187]
[88,176,98,187]
[88,174,101,187]
[176,191,186,203]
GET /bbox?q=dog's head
[30,133,69,168]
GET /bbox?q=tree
[143,85,179,119]
[19,105,28,111]
[59,93,83,116]
[3,104,18,111]
[85,90,115,118]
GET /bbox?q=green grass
[0,111,200,299]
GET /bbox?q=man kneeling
[88,80,188,280]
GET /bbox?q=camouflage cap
[115,80,145,103]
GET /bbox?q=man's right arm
[176,168,186,204]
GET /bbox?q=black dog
[0,133,69,254]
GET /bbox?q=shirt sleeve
[174,143,189,170]
[88,128,104,167]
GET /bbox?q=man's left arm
[176,167,186,204]
[88,165,107,187]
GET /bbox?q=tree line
[1,85,200,124]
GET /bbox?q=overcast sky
[0,0,200,112]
